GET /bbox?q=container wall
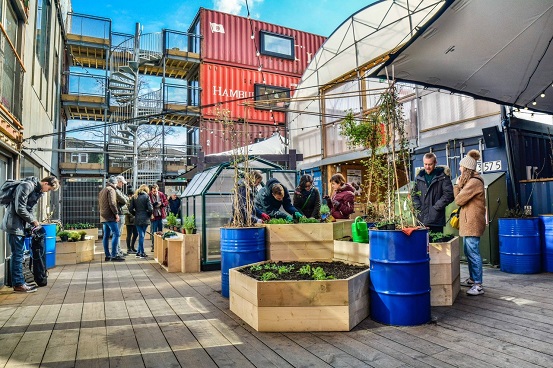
[199,119,280,155]
[200,9,325,76]
[201,63,297,124]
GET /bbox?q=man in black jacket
[412,153,454,233]
[1,176,59,293]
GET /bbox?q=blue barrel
[499,218,541,274]
[221,227,266,298]
[539,215,553,272]
[23,237,31,252]
[42,224,57,269]
[369,229,430,326]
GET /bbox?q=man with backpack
[0,176,59,293]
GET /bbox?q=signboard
[476,160,502,172]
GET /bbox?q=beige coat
[454,174,486,237]
[99,183,119,222]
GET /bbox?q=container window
[259,31,294,60]
[254,84,290,110]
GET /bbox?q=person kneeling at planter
[233,171,269,225]
[255,178,302,222]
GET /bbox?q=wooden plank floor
[1,244,553,367]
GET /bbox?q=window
[71,153,89,163]
[259,31,294,60]
[254,84,290,111]
[1,4,19,112]
[35,0,51,79]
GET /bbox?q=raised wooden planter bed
[56,237,95,265]
[229,261,370,332]
[429,236,460,306]
[334,240,369,264]
[265,220,354,261]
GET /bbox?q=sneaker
[105,256,111,262]
[14,284,37,293]
[150,247,154,252]
[111,256,125,262]
[135,253,140,258]
[461,278,475,287]
[466,284,484,296]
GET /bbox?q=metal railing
[66,72,107,97]
[66,13,111,40]
[164,84,200,107]
[164,29,201,54]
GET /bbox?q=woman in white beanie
[454,149,486,296]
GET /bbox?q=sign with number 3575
[476,160,502,172]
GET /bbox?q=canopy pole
[501,105,518,207]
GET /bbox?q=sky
[70,0,374,37]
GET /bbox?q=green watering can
[352,216,369,243]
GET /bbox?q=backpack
[0,180,21,206]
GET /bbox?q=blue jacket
[255,178,299,219]
[1,177,43,235]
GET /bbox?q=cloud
[214,0,263,16]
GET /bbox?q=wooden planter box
[265,220,354,261]
[429,236,460,306]
[56,237,95,265]
[182,234,200,273]
[334,240,370,264]
[229,261,370,332]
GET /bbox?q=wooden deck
[1,244,553,367]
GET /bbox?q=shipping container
[199,119,282,155]
[201,63,298,124]
[194,8,325,76]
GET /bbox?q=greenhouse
[181,158,297,270]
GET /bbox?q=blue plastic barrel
[42,223,57,269]
[369,228,430,326]
[23,237,31,252]
[499,218,541,274]
[221,227,266,298]
[539,215,553,272]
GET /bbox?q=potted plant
[340,80,429,326]
[320,204,330,222]
[78,230,87,241]
[428,231,460,306]
[166,212,178,231]
[69,231,81,242]
[58,230,70,242]
[183,215,195,234]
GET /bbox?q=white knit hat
[459,150,481,171]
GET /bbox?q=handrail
[0,23,26,73]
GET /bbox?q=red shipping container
[198,8,326,76]
[199,119,281,155]
[201,63,298,125]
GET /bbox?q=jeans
[126,224,138,250]
[464,236,483,284]
[8,234,25,286]
[136,225,148,255]
[150,219,163,248]
[102,221,121,258]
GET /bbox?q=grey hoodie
[1,177,43,236]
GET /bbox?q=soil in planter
[239,261,369,281]
[429,232,454,243]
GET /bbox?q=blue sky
[70,0,374,37]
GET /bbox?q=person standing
[323,174,355,220]
[125,186,138,254]
[99,177,124,262]
[255,178,302,222]
[167,191,181,218]
[412,152,454,233]
[454,150,486,296]
[129,184,153,258]
[114,175,128,257]
[1,176,59,292]
[149,184,168,252]
[293,174,321,219]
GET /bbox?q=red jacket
[149,191,168,220]
[326,183,355,219]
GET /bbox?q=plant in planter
[319,204,331,222]
[78,230,87,241]
[429,231,454,243]
[340,80,429,326]
[182,215,196,234]
[162,230,178,239]
[68,231,81,242]
[166,212,178,230]
[230,260,370,331]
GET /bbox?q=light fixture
[524,106,529,110]
[541,93,545,98]
[532,100,537,106]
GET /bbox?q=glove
[285,215,293,222]
[261,213,270,221]
[294,212,303,219]
[332,200,340,208]
[32,225,45,237]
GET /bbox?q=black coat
[1,177,43,235]
[412,166,454,227]
[255,178,299,219]
[293,187,321,219]
[129,191,153,227]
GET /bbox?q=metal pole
[501,105,518,207]
[132,23,140,189]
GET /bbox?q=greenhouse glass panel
[205,194,232,263]
[271,171,296,192]
[207,168,235,194]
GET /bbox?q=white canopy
[208,134,286,156]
